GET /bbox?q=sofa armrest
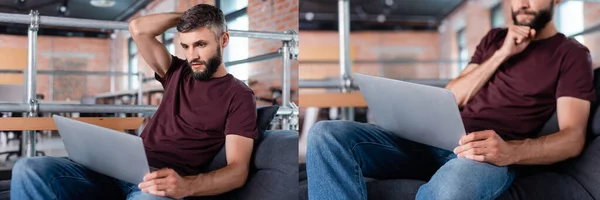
[228,130,299,200]
[202,130,299,200]
[564,136,600,199]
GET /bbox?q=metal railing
[0,10,300,157]
[0,103,297,117]
[0,12,296,41]
[299,78,452,89]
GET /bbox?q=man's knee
[12,157,64,181]
[441,158,513,184]
[127,191,177,200]
[418,158,514,200]
[307,120,353,148]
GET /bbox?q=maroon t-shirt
[141,55,258,176]
[461,28,595,140]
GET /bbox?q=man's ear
[222,32,230,49]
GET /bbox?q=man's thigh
[11,156,125,199]
[322,121,445,180]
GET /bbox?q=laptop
[353,73,465,151]
[53,115,157,184]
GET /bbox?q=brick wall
[247,0,299,106]
[300,31,439,81]
[438,0,502,78]
[584,2,600,67]
[0,34,111,101]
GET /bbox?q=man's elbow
[449,89,467,108]
[569,140,586,159]
[128,19,142,37]
[231,166,249,189]
[567,134,586,159]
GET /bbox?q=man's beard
[511,2,554,32]
[188,47,222,81]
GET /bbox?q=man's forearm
[129,13,182,37]
[510,129,585,165]
[446,51,509,106]
[184,164,248,197]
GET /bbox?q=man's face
[179,27,223,81]
[511,0,555,32]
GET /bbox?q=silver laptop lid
[354,73,465,151]
[53,115,149,184]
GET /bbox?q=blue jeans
[306,121,515,200]
[10,156,175,200]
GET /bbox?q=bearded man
[305,0,595,199]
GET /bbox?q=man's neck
[212,64,228,78]
[533,22,558,41]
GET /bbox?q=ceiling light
[377,14,386,23]
[90,0,116,8]
[305,12,314,21]
[385,0,394,6]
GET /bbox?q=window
[491,3,504,28]
[457,28,469,71]
[128,38,139,90]
[218,0,249,81]
[218,0,247,15]
[556,1,584,43]
[162,32,175,55]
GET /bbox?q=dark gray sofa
[299,68,600,200]
[0,105,299,200]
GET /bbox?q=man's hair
[177,4,227,37]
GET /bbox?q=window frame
[217,0,250,81]
[457,28,468,71]
[490,3,504,28]
[128,37,138,90]
[162,33,175,55]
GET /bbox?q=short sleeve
[469,28,505,65]
[155,55,185,87]
[225,91,258,139]
[556,45,595,101]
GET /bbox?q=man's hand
[138,168,193,199]
[453,130,519,166]
[498,25,536,58]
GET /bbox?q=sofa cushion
[588,67,600,138]
[497,172,593,200]
[256,106,280,140]
[366,179,425,199]
[201,105,279,172]
[564,136,600,199]
[229,130,298,200]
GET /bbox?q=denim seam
[119,182,137,195]
[349,141,405,200]
[49,176,91,200]
[350,142,403,153]
[49,175,126,198]
[349,143,369,200]
[484,168,514,199]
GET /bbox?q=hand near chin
[498,25,536,58]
